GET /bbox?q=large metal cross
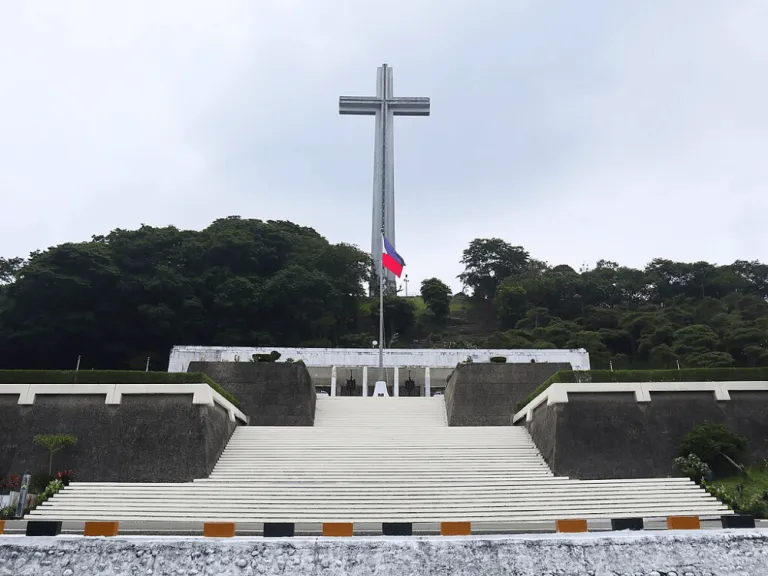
[339,63,430,292]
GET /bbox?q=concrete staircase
[28,396,730,525]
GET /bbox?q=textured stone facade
[445,362,570,426]
[188,362,316,426]
[0,394,238,482]
[524,389,768,478]
[1,531,766,575]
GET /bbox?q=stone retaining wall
[521,384,768,478]
[0,390,239,482]
[188,362,316,425]
[444,362,570,426]
[0,531,766,575]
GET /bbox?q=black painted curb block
[263,523,295,537]
[383,522,413,536]
[611,517,644,531]
[26,521,62,536]
[721,515,756,528]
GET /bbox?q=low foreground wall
[188,362,316,425]
[1,531,766,575]
[445,362,570,426]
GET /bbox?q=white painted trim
[512,380,768,424]
[0,383,248,424]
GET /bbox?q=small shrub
[702,480,739,509]
[35,479,64,508]
[0,506,14,520]
[489,356,507,363]
[0,474,20,494]
[678,422,747,475]
[29,473,53,495]
[675,453,711,484]
[251,350,282,363]
[56,469,74,486]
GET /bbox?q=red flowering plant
[56,470,74,486]
[0,474,20,495]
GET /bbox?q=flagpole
[378,234,385,381]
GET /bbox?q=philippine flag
[382,234,405,278]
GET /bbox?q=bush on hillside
[251,351,281,363]
[675,453,711,484]
[678,422,748,476]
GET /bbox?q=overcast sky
[1,1,767,293]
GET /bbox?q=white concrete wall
[169,346,590,373]
[1,531,765,575]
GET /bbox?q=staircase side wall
[444,362,570,426]
[523,390,768,478]
[0,394,237,482]
[189,362,316,426]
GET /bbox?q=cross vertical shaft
[339,64,430,295]
[339,64,429,379]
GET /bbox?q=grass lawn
[706,465,768,517]
[712,466,768,499]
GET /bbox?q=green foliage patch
[517,367,768,412]
[0,224,766,367]
[0,370,240,408]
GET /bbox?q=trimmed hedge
[517,367,768,412]
[0,370,240,408]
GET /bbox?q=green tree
[459,239,534,300]
[678,423,747,476]
[420,278,452,321]
[33,434,78,475]
[494,280,528,328]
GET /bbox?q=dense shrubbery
[677,422,748,476]
[0,221,766,370]
[674,421,768,517]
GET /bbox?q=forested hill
[0,217,766,371]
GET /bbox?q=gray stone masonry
[525,390,768,478]
[1,531,766,575]
[0,394,237,482]
[188,362,316,425]
[445,362,570,426]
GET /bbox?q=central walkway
[29,396,729,524]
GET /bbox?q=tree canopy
[0,222,766,370]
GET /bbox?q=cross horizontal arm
[339,96,380,115]
[390,97,430,116]
[339,96,431,116]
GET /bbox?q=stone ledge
[513,380,768,424]
[0,383,248,424]
[0,531,766,575]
